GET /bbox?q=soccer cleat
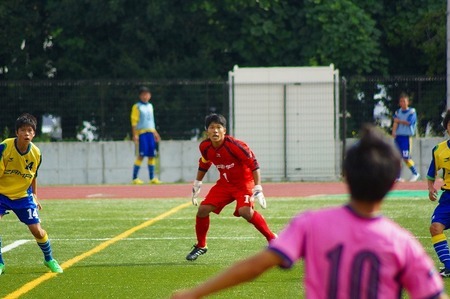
[395,178,405,183]
[440,267,450,278]
[0,263,4,275]
[44,259,63,273]
[150,178,162,184]
[186,245,208,261]
[409,173,420,182]
[132,178,144,185]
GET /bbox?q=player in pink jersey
[172,125,445,299]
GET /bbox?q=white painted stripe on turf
[51,236,258,241]
[1,240,31,253]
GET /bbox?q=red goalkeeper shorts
[201,183,254,217]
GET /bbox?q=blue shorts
[431,191,450,229]
[138,132,156,157]
[0,194,40,225]
[395,135,412,159]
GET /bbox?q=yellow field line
[3,201,191,299]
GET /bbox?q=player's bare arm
[392,122,398,137]
[153,130,161,142]
[172,250,282,299]
[131,125,139,144]
[31,178,42,210]
[252,169,261,186]
[428,179,438,201]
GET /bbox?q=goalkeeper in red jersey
[185,114,276,261]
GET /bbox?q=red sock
[195,216,210,248]
[249,211,276,242]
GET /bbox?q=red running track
[38,181,429,200]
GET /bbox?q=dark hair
[343,124,401,202]
[205,113,226,129]
[139,86,151,94]
[443,110,450,130]
[15,113,37,132]
[399,92,409,99]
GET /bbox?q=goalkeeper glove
[251,185,266,209]
[192,180,202,206]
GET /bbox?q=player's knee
[29,225,46,239]
[197,206,212,218]
[430,223,444,236]
[238,207,253,220]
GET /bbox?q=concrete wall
[35,141,219,185]
[36,141,136,185]
[158,140,219,183]
[35,138,444,185]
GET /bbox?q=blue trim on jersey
[0,193,40,225]
[267,247,294,269]
[0,143,5,157]
[138,132,156,157]
[428,146,438,180]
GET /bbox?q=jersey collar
[14,138,31,155]
[344,204,383,220]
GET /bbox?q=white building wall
[34,138,442,185]
[229,65,339,181]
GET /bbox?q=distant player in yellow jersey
[130,86,162,184]
[0,113,62,275]
[428,110,450,277]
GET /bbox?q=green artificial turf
[0,195,446,298]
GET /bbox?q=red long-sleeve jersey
[198,136,259,187]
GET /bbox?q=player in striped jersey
[428,110,450,277]
[0,113,62,275]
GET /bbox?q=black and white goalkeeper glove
[251,185,266,209]
[192,180,202,206]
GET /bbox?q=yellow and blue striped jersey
[0,138,42,199]
[427,140,450,190]
[130,101,156,135]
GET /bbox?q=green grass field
[0,192,448,298]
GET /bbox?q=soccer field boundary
[38,181,428,200]
[3,201,191,299]
[1,240,31,253]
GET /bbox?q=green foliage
[0,0,445,80]
[381,0,446,75]
[1,126,10,141]
[302,0,386,75]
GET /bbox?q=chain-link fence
[342,76,446,138]
[0,76,446,143]
[0,80,228,141]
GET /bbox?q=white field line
[1,239,31,253]
[51,236,259,241]
[51,236,434,241]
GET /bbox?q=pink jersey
[269,205,443,299]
